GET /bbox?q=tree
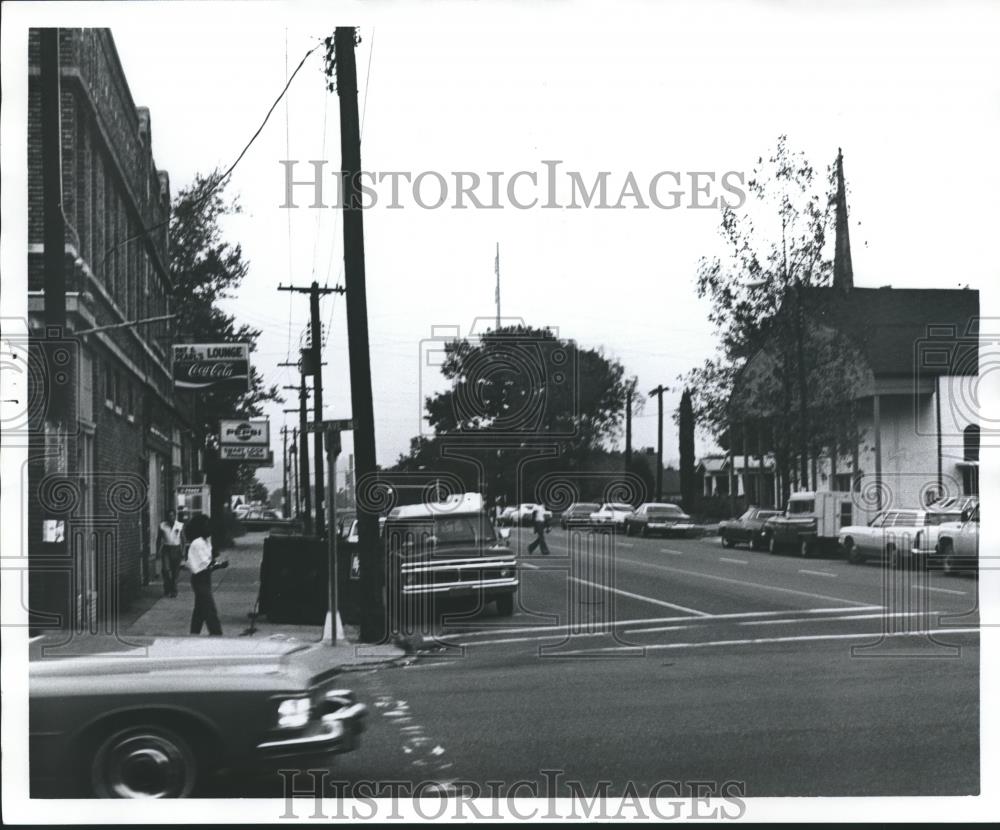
[393,325,638,504]
[169,171,281,543]
[678,388,696,510]
[685,138,866,501]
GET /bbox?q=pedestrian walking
[157,509,185,598]
[183,512,223,636]
[527,503,551,556]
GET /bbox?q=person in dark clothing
[184,512,222,636]
[527,503,551,556]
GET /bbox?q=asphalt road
[269,527,981,800]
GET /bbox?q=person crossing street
[527,503,551,556]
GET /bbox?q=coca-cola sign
[172,343,250,392]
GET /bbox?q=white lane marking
[623,624,697,635]
[446,605,883,642]
[661,548,684,555]
[569,575,711,617]
[720,557,748,565]
[554,628,980,656]
[799,569,838,578]
[615,556,873,607]
[737,611,956,627]
[925,585,968,596]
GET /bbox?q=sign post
[307,419,353,645]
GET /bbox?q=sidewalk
[125,532,404,666]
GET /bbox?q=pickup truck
[765,491,854,558]
[383,493,519,618]
[931,505,980,575]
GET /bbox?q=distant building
[27,28,199,631]
[697,455,777,506]
[726,151,979,518]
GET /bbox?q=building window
[834,473,853,493]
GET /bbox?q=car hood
[29,635,316,679]
[394,542,513,561]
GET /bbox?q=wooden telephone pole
[649,385,670,501]
[278,282,343,537]
[334,27,383,642]
[281,372,313,533]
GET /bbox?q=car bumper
[256,703,368,760]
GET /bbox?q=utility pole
[278,282,343,538]
[281,372,313,533]
[625,388,633,472]
[281,426,290,518]
[334,26,382,642]
[649,385,669,501]
[289,428,300,516]
[495,242,501,331]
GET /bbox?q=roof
[388,492,484,520]
[800,286,979,377]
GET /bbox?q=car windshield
[739,509,755,520]
[571,503,600,513]
[609,504,632,511]
[788,500,815,514]
[386,514,495,552]
[925,511,962,526]
[757,510,781,519]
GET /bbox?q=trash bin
[259,533,366,626]
[258,535,327,624]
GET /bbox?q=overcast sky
[5,1,1000,494]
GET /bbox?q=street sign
[219,445,272,463]
[306,418,354,432]
[219,418,270,446]
[172,343,250,392]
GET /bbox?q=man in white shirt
[184,513,223,635]
[157,509,185,598]
[527,503,551,556]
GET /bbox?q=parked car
[840,507,965,566]
[383,493,518,616]
[29,634,369,798]
[624,503,697,537]
[719,507,783,549]
[932,505,980,575]
[560,502,601,530]
[765,491,854,557]
[589,502,635,531]
[240,508,295,532]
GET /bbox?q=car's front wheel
[722,533,733,548]
[799,539,811,558]
[843,537,862,564]
[90,723,198,798]
[768,535,779,554]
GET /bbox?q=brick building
[27,28,201,631]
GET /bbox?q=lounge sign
[173,343,250,392]
[220,418,270,447]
